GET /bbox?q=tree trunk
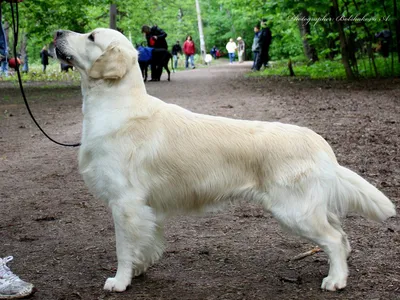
[288,59,295,76]
[324,6,339,60]
[109,4,117,30]
[195,0,206,61]
[343,0,358,73]
[331,0,354,79]
[351,0,377,76]
[298,10,318,63]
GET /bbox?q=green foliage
[1,0,398,78]
[247,59,346,79]
[248,55,400,79]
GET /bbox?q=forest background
[1,0,399,79]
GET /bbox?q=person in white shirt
[225,38,237,64]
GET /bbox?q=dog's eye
[88,33,95,42]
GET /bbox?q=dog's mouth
[55,47,73,65]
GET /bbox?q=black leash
[9,2,80,147]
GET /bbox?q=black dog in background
[60,63,73,72]
[138,47,173,81]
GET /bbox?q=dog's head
[54,28,137,80]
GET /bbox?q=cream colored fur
[54,28,396,293]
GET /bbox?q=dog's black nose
[56,30,64,38]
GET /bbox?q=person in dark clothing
[40,45,52,73]
[0,1,9,77]
[171,40,182,70]
[141,25,168,50]
[375,29,391,58]
[210,45,218,59]
[254,18,272,71]
[251,25,261,70]
[141,24,168,80]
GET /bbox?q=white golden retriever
[54,28,396,293]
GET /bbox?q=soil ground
[0,62,399,300]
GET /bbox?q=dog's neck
[78,67,159,141]
[81,66,147,113]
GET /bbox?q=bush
[1,61,80,83]
[248,56,399,80]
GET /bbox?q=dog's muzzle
[54,30,73,64]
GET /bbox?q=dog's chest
[78,145,128,202]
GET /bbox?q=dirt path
[0,62,399,300]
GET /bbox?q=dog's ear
[89,43,134,79]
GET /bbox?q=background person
[40,45,52,73]
[141,24,168,80]
[237,37,245,63]
[0,1,9,77]
[375,29,391,58]
[254,18,272,70]
[171,40,182,70]
[183,35,196,69]
[225,38,237,64]
[22,53,28,73]
[251,24,261,70]
[210,45,218,59]
[141,24,168,49]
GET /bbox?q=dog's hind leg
[104,200,158,292]
[327,212,351,259]
[268,184,349,292]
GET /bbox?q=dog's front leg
[104,201,157,292]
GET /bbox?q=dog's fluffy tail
[329,165,396,222]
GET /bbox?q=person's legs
[228,53,233,63]
[252,51,258,69]
[0,60,8,77]
[254,49,265,70]
[185,55,189,68]
[262,46,270,68]
[0,256,35,298]
[0,6,7,59]
[0,8,9,77]
[238,51,244,63]
[190,55,195,68]
[173,54,178,69]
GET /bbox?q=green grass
[0,61,80,83]
[248,55,400,80]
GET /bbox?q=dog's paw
[103,277,129,292]
[321,275,347,291]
